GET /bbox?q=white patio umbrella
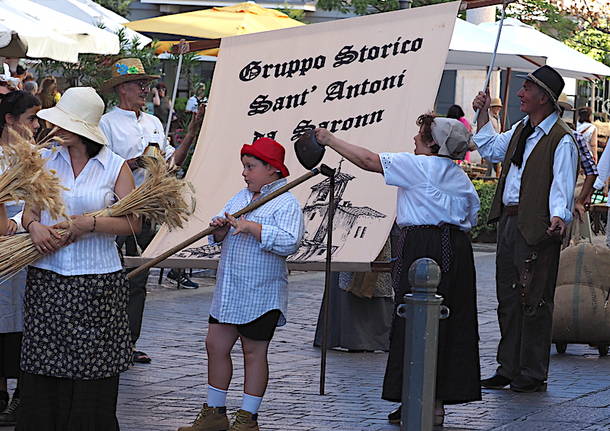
[0,9,80,62]
[1,0,120,57]
[447,18,546,72]
[29,0,151,48]
[479,18,610,80]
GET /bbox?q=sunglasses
[128,80,153,91]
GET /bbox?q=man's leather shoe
[481,374,511,389]
[510,376,547,393]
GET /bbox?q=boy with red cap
[178,138,304,431]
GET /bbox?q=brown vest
[488,118,576,246]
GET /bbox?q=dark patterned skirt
[382,227,481,405]
[21,267,132,380]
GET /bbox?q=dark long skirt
[313,273,393,351]
[382,228,481,404]
[0,332,22,378]
[16,372,120,431]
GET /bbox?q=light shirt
[379,152,480,231]
[209,179,304,326]
[99,107,175,187]
[185,95,207,113]
[33,145,125,276]
[577,121,596,156]
[474,113,578,224]
[594,146,610,207]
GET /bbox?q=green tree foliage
[316,0,457,18]
[470,180,497,242]
[34,29,159,105]
[92,0,134,17]
[507,0,609,66]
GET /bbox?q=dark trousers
[495,213,561,382]
[117,220,154,345]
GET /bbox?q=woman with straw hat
[18,87,141,431]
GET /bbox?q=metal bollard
[396,258,449,431]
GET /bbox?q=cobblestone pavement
[3,250,610,430]
[114,250,610,431]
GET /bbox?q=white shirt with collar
[32,144,126,276]
[473,112,578,224]
[379,152,480,231]
[99,107,175,187]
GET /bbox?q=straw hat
[558,93,573,111]
[101,58,160,92]
[490,97,503,108]
[37,87,108,145]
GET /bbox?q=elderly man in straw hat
[99,58,202,365]
[472,65,579,393]
[489,97,503,133]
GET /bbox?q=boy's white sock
[241,393,263,415]
[207,385,227,407]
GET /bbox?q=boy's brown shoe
[178,404,229,431]
[229,409,259,431]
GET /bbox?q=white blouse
[99,107,175,187]
[32,145,126,276]
[380,152,480,231]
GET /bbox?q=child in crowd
[178,138,304,431]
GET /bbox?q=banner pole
[319,165,337,395]
[472,0,508,125]
[164,40,187,144]
[127,167,321,279]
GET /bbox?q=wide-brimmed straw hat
[558,93,573,111]
[241,137,290,177]
[431,118,471,161]
[37,87,107,145]
[101,58,160,93]
[490,97,503,108]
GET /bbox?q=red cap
[240,137,290,178]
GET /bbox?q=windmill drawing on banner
[175,159,386,261]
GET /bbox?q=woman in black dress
[316,113,481,426]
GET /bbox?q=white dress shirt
[99,107,175,187]
[379,152,480,231]
[32,145,125,276]
[474,113,578,223]
[594,146,610,207]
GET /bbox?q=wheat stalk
[0,127,68,220]
[0,155,196,280]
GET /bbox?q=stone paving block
[112,255,610,431]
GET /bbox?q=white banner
[144,2,460,271]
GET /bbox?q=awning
[125,2,304,40]
[478,18,610,80]
[29,0,151,48]
[447,18,546,72]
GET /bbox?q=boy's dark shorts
[209,309,281,341]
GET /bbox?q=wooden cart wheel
[555,343,567,354]
[598,345,608,357]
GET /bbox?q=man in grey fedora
[472,65,579,392]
